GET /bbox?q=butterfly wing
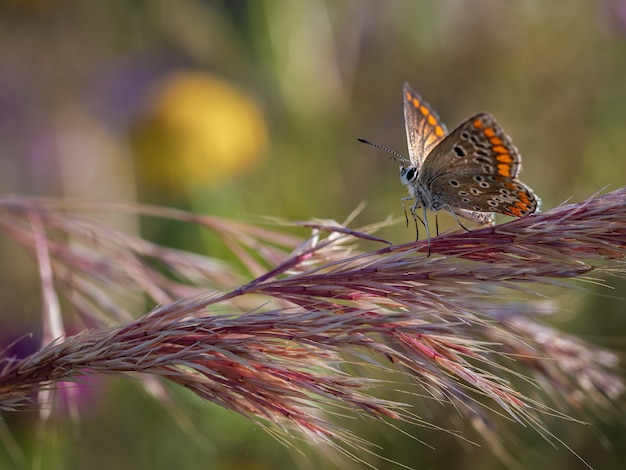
[431,174,539,217]
[419,113,521,181]
[453,208,495,225]
[403,83,447,169]
[421,112,539,218]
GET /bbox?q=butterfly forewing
[418,113,522,184]
[421,112,539,217]
[403,83,447,169]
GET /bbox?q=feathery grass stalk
[0,189,625,463]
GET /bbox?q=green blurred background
[1,0,626,469]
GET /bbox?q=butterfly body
[400,83,540,237]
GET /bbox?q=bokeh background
[1,1,626,469]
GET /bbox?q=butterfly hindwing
[430,173,539,217]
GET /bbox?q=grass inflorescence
[0,189,625,466]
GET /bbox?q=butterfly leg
[401,196,412,228]
[421,205,432,256]
[403,196,424,240]
[449,209,472,232]
[409,205,419,241]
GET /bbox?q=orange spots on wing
[427,114,437,126]
[435,126,445,137]
[419,105,429,116]
[506,205,523,217]
[496,154,513,163]
[412,96,420,108]
[473,119,483,129]
[492,145,507,154]
[489,137,503,145]
[484,127,495,137]
[517,192,530,205]
[497,163,512,177]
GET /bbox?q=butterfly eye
[399,167,417,186]
[405,168,417,181]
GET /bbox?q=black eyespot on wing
[453,146,466,157]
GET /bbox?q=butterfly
[366,82,541,244]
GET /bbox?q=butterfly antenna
[357,138,409,164]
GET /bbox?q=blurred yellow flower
[132,71,267,196]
